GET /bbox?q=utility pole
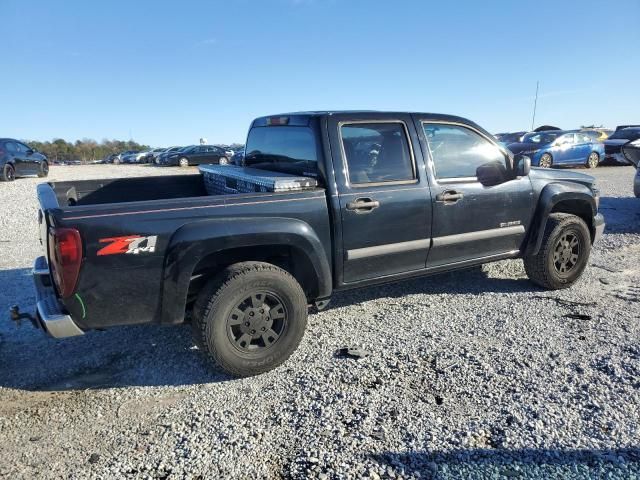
[531,81,539,131]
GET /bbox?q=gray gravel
[0,164,639,479]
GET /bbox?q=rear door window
[340,122,415,184]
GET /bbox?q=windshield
[609,129,640,141]
[244,126,319,177]
[522,132,562,144]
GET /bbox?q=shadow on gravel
[0,268,232,392]
[371,447,640,477]
[599,196,640,234]
[327,266,536,311]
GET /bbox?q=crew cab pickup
[28,112,605,376]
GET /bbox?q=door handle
[436,190,464,203]
[346,197,380,212]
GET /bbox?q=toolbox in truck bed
[199,164,318,194]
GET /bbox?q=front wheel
[179,157,189,167]
[586,152,599,169]
[523,213,591,289]
[539,153,553,168]
[219,157,229,166]
[192,262,308,377]
[1,164,16,181]
[37,161,49,177]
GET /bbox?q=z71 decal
[97,235,158,256]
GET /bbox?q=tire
[192,261,308,377]
[113,158,120,165]
[179,157,189,167]
[37,161,49,177]
[1,164,15,181]
[539,153,553,168]
[586,152,599,169]
[523,213,591,290]
[219,157,229,166]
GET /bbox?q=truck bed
[37,174,332,331]
[47,174,209,207]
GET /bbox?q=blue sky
[1,0,638,146]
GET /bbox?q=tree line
[24,139,151,163]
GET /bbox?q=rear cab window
[244,120,321,179]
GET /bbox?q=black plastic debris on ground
[335,347,369,360]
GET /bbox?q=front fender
[160,217,332,324]
[526,182,597,256]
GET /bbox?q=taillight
[48,227,82,298]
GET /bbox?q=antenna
[531,81,539,131]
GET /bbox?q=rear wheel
[539,153,553,168]
[524,213,591,289]
[37,161,49,177]
[179,157,189,167]
[1,164,15,181]
[219,156,229,165]
[192,262,308,377]
[586,152,599,169]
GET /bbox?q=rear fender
[160,217,332,324]
[526,183,596,256]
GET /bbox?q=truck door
[416,120,534,267]
[327,113,432,284]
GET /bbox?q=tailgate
[36,182,60,257]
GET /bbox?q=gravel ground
[0,164,639,479]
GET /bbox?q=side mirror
[26,149,34,155]
[476,161,508,187]
[514,154,531,177]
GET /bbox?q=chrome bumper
[33,256,84,338]
[593,213,605,244]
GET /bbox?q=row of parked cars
[104,145,239,167]
[494,125,640,169]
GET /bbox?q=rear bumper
[33,256,84,338]
[593,213,605,244]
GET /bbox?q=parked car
[215,146,234,158]
[231,149,245,165]
[581,128,612,142]
[508,130,604,168]
[145,148,166,163]
[494,131,527,145]
[156,146,183,165]
[166,145,229,167]
[25,111,604,377]
[603,126,640,165]
[102,153,119,164]
[634,163,640,198]
[121,151,149,164]
[0,138,49,181]
[112,150,137,165]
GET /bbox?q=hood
[507,142,544,154]
[604,139,630,146]
[529,167,595,189]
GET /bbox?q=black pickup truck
[27,111,604,376]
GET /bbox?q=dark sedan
[166,145,229,167]
[1,138,49,181]
[604,126,640,165]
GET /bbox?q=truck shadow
[327,264,535,311]
[599,196,640,235]
[0,267,231,392]
[369,447,640,478]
